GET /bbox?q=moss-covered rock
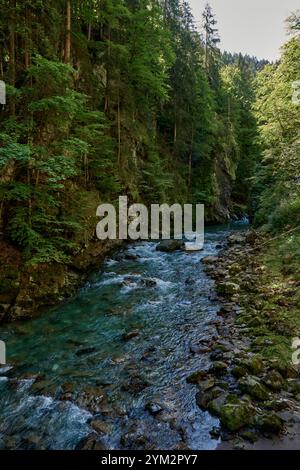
[238,376,269,401]
[219,402,254,432]
[255,413,285,434]
[263,370,285,391]
[216,282,240,296]
[196,387,224,410]
[186,370,208,384]
[210,361,228,375]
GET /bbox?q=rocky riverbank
[191,230,300,449]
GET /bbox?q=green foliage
[0,0,261,267]
[253,16,300,231]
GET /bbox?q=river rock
[145,402,163,415]
[90,420,111,434]
[238,376,269,401]
[219,402,254,432]
[75,433,105,450]
[156,240,184,252]
[210,427,221,439]
[122,376,149,394]
[237,355,264,375]
[231,365,248,378]
[216,282,240,296]
[123,330,140,341]
[202,256,219,265]
[196,387,224,410]
[209,361,228,375]
[255,413,285,434]
[141,278,157,288]
[228,234,246,245]
[263,371,285,392]
[75,347,96,356]
[270,360,299,379]
[186,369,208,384]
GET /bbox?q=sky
[188,0,300,61]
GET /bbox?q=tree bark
[65,0,72,63]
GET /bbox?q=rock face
[155,240,184,252]
[0,238,122,322]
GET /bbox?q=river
[0,223,246,450]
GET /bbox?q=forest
[0,0,300,453]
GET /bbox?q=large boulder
[156,240,184,252]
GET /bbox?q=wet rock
[189,343,211,354]
[228,234,246,245]
[156,240,184,252]
[75,433,105,450]
[255,413,285,435]
[210,349,224,361]
[241,355,264,376]
[123,330,140,341]
[196,387,223,410]
[90,420,111,434]
[75,347,96,357]
[209,361,228,375]
[238,376,269,401]
[120,428,148,449]
[186,369,208,384]
[30,379,56,397]
[124,253,138,260]
[145,402,163,415]
[122,376,149,394]
[202,256,219,265]
[263,371,285,392]
[141,278,157,288]
[61,382,76,394]
[207,394,227,416]
[75,387,108,413]
[200,378,216,390]
[219,402,254,432]
[185,277,196,285]
[210,426,221,439]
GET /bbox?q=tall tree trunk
[87,23,92,41]
[24,7,31,70]
[65,0,72,63]
[9,0,16,114]
[117,91,121,166]
[188,126,194,190]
